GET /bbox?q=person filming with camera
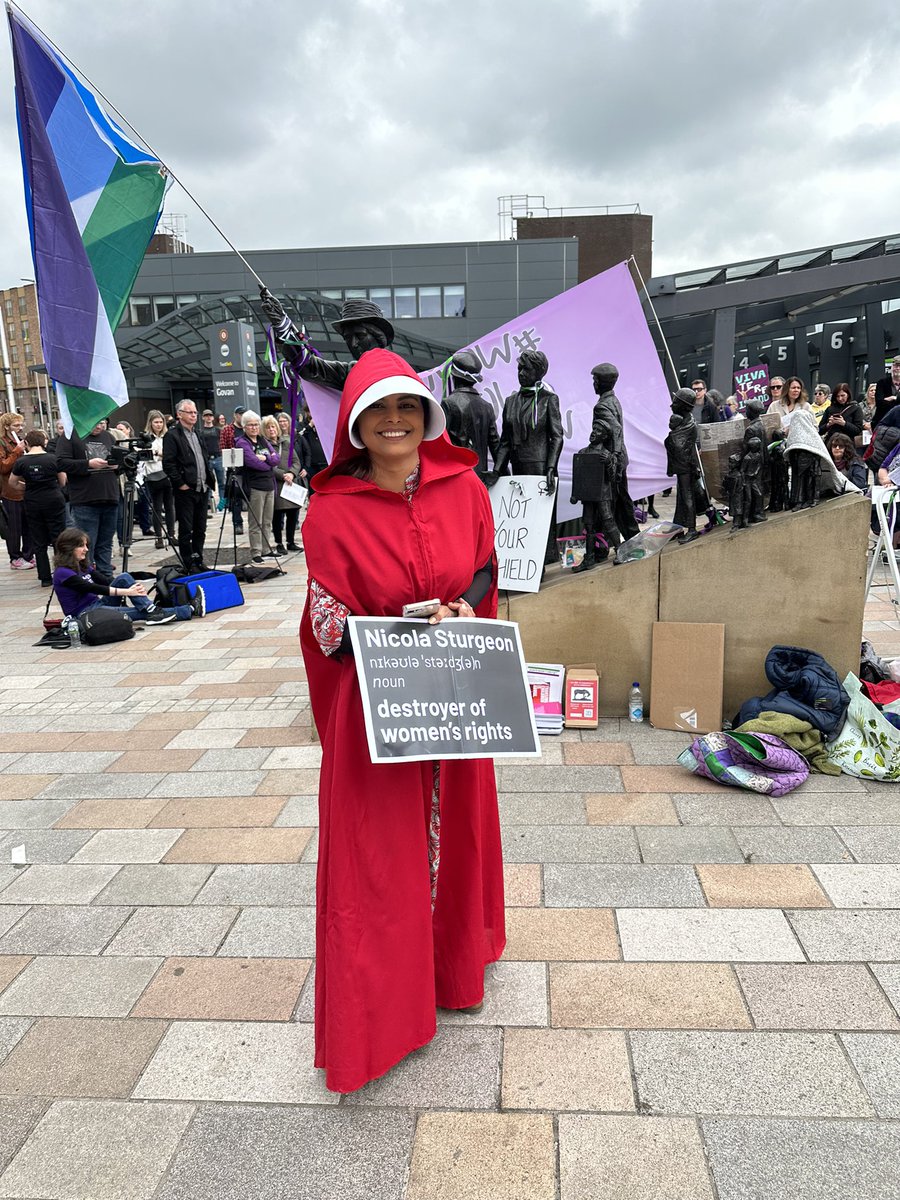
[55,419,120,576]
[162,399,215,573]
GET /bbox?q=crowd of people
[0,401,323,589]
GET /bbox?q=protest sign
[733,363,769,408]
[348,616,541,764]
[489,475,555,593]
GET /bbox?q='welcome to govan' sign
[348,617,541,764]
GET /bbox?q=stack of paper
[527,662,565,735]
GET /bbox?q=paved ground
[0,526,898,1199]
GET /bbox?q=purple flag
[303,261,672,516]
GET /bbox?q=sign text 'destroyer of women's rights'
[348,617,541,764]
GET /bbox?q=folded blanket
[735,711,841,775]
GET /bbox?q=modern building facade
[0,282,53,428]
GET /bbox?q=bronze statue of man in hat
[260,290,394,390]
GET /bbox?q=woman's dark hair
[783,376,809,406]
[24,430,46,447]
[833,382,852,404]
[53,527,90,572]
[829,433,857,473]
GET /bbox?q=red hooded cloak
[299,351,506,1093]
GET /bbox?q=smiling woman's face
[356,394,425,461]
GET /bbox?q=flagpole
[628,254,681,388]
[6,0,269,292]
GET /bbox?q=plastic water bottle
[628,681,643,723]
[66,618,81,649]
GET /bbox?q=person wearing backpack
[51,528,204,625]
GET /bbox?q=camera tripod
[211,468,285,575]
[120,471,186,576]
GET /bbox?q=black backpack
[77,608,135,645]
[154,566,192,608]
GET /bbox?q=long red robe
[299,385,506,1094]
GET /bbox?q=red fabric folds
[299,351,505,1093]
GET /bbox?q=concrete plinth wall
[502,493,870,720]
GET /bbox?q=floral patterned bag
[677,731,810,796]
[826,673,900,780]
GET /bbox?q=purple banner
[733,363,770,409]
[303,262,672,518]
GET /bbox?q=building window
[24,343,33,361]
[368,287,393,318]
[153,296,176,321]
[418,286,442,319]
[21,320,29,342]
[344,288,367,300]
[129,297,153,326]
[12,368,20,386]
[4,299,11,318]
[394,287,416,319]
[6,323,14,345]
[10,345,18,363]
[443,285,465,317]
[17,295,27,316]
[320,289,343,301]
[176,295,198,309]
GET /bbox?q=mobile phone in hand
[402,599,440,618]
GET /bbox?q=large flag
[302,261,673,518]
[8,9,168,435]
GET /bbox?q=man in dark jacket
[163,400,215,571]
[873,357,900,426]
[55,422,119,574]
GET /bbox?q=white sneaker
[11,558,33,570]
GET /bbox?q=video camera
[107,434,154,476]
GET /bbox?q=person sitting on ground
[828,433,867,490]
[263,414,303,556]
[234,411,284,563]
[819,382,862,445]
[51,527,204,625]
[11,430,66,587]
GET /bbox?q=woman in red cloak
[299,348,505,1093]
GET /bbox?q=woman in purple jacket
[234,411,292,563]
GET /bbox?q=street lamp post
[0,317,17,415]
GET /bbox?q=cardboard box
[564,662,601,728]
[650,622,725,733]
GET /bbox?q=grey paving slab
[345,1025,500,1109]
[11,751,121,774]
[0,829,93,864]
[0,1096,48,1174]
[0,1018,34,1066]
[105,905,238,956]
[0,868,19,898]
[1,863,120,905]
[218,905,315,957]
[872,965,900,1015]
[814,863,900,907]
[702,1117,900,1200]
[0,755,23,771]
[629,742,694,765]
[498,765,621,792]
[0,905,131,955]
[544,864,706,908]
[618,908,804,962]
[149,771,266,798]
[736,964,900,1030]
[841,1033,900,1117]
[196,710,299,729]
[501,826,638,863]
[834,826,900,863]
[189,748,271,772]
[194,863,317,906]
[631,1031,873,1117]
[783,773,866,792]
[0,1097,194,1200]
[0,800,77,829]
[773,794,900,825]
[558,1113,715,1200]
[156,1104,414,1200]
[439,962,549,1028]
[37,773,167,800]
[637,826,744,864]
[71,828,183,864]
[273,795,319,827]
[789,909,900,961]
[0,907,28,939]
[37,714,143,733]
[134,1020,338,1104]
[0,956,161,1017]
[94,864,213,905]
[674,793,781,826]
[735,826,853,864]
[498,793,587,825]
[166,728,243,749]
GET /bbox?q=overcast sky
[1,0,897,288]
